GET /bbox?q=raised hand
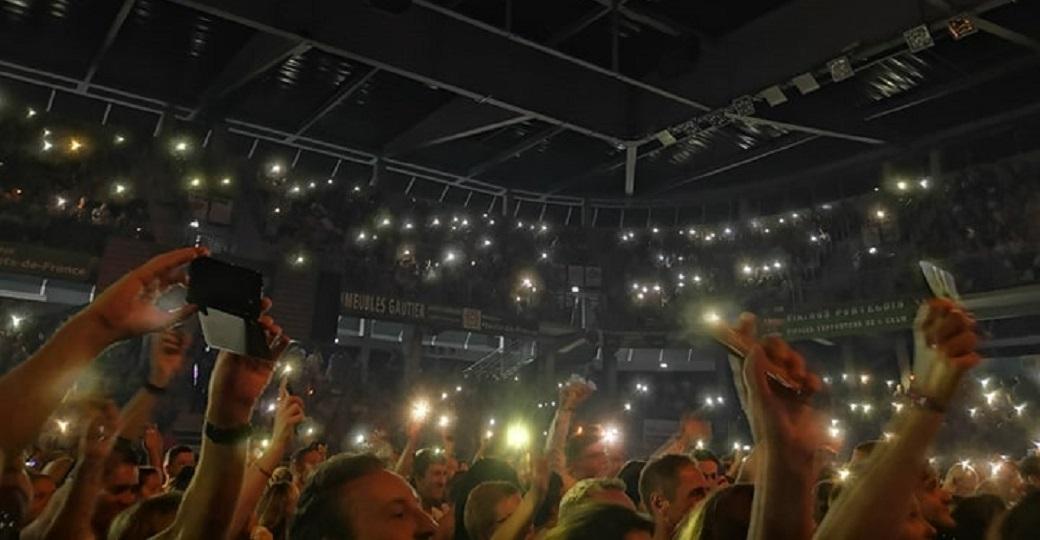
[142,423,163,455]
[722,314,823,460]
[149,327,191,388]
[80,400,121,462]
[83,247,208,345]
[913,299,981,407]
[678,413,711,445]
[272,379,305,447]
[558,378,594,411]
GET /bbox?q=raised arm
[650,414,709,460]
[119,329,190,441]
[815,300,979,540]
[155,301,290,540]
[0,247,207,454]
[544,380,593,482]
[395,417,426,478]
[229,378,305,537]
[42,401,121,540]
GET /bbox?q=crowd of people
[0,246,1036,540]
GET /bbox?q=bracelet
[906,390,947,414]
[143,381,167,395]
[204,422,253,445]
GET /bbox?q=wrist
[63,312,118,356]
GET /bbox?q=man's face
[139,471,163,499]
[96,464,139,530]
[698,461,720,486]
[341,469,437,540]
[28,476,56,521]
[571,441,610,480]
[661,465,710,532]
[416,463,448,504]
[166,451,195,480]
[918,471,954,530]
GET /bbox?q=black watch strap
[204,422,253,445]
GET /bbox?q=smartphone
[188,257,270,358]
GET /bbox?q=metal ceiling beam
[587,0,685,37]
[165,0,678,142]
[78,0,136,91]
[382,98,531,156]
[632,0,1004,134]
[189,31,311,121]
[288,67,379,143]
[467,125,566,178]
[973,17,1040,54]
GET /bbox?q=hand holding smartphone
[187,257,271,358]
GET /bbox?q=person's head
[692,450,722,487]
[258,481,299,536]
[451,458,520,540]
[292,447,324,488]
[273,466,294,484]
[163,446,195,482]
[27,472,56,522]
[674,484,754,540]
[107,492,183,540]
[289,453,436,540]
[943,462,981,498]
[639,454,709,534]
[137,467,162,499]
[412,449,449,505]
[616,460,647,508]
[849,440,880,466]
[96,452,141,533]
[918,466,954,530]
[463,481,521,540]
[1018,455,1040,492]
[558,478,634,519]
[565,432,609,480]
[544,502,654,540]
[999,490,1040,540]
[950,494,1005,540]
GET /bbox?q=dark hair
[169,466,195,492]
[544,503,654,540]
[163,446,194,468]
[616,460,646,507]
[639,454,695,507]
[951,494,1005,540]
[1019,455,1040,479]
[289,453,386,540]
[413,448,448,482]
[452,458,520,540]
[692,450,721,470]
[107,492,183,540]
[464,481,520,540]
[997,491,1039,540]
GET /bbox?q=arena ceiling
[2,0,1040,210]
